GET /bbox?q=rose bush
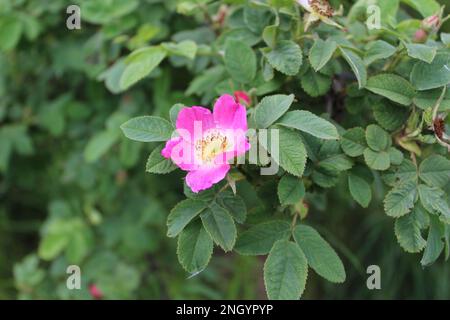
[1,0,450,299]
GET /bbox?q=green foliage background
[1,0,450,299]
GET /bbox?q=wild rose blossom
[297,0,343,31]
[89,284,103,299]
[162,94,250,193]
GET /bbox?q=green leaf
[413,89,450,111]
[166,199,207,237]
[274,127,308,177]
[224,39,257,84]
[278,175,305,206]
[373,102,409,130]
[254,94,294,129]
[262,25,277,48]
[405,43,437,64]
[418,184,450,222]
[146,144,177,174]
[339,47,367,88]
[309,39,337,71]
[300,68,332,97]
[84,130,119,163]
[121,116,173,142]
[395,206,427,253]
[364,149,390,171]
[235,220,291,255]
[348,174,372,208]
[366,74,416,106]
[119,46,167,90]
[341,127,366,157]
[264,240,308,300]
[0,16,23,51]
[38,233,69,261]
[177,220,213,273]
[277,110,339,140]
[365,124,391,152]
[216,191,247,224]
[319,154,353,172]
[201,203,237,252]
[169,103,184,125]
[410,52,450,91]
[401,0,440,18]
[384,181,417,217]
[419,155,450,188]
[441,33,450,46]
[161,40,197,60]
[389,147,404,166]
[293,225,345,283]
[264,40,303,76]
[421,216,444,266]
[364,40,396,66]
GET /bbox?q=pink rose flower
[161,94,250,193]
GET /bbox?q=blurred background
[1,0,450,299]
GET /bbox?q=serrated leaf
[177,220,213,274]
[401,0,440,18]
[234,220,291,255]
[216,191,247,224]
[272,127,308,177]
[405,43,437,64]
[293,225,345,283]
[395,206,427,253]
[413,89,450,111]
[389,147,404,166]
[384,181,417,217]
[277,110,339,140]
[421,215,444,266]
[366,74,416,106]
[341,127,366,157]
[162,40,197,60]
[419,155,450,188]
[339,47,367,88]
[373,102,409,130]
[120,46,167,90]
[254,94,294,129]
[348,174,372,208]
[366,124,391,152]
[146,144,177,174]
[224,39,257,84]
[278,175,305,206]
[264,40,303,76]
[200,203,237,252]
[309,39,337,71]
[364,40,396,65]
[418,184,450,222]
[364,149,390,171]
[167,199,207,237]
[300,68,332,97]
[121,116,173,142]
[264,240,308,300]
[410,52,450,91]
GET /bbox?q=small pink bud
[414,29,428,43]
[89,284,103,300]
[422,15,440,31]
[234,91,250,106]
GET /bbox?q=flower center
[309,0,333,17]
[195,130,229,164]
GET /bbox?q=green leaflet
[264,240,308,300]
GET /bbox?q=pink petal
[176,106,214,137]
[161,137,181,159]
[213,94,248,131]
[185,164,230,193]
